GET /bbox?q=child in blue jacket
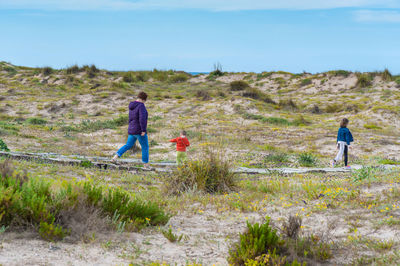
[332,118,353,168]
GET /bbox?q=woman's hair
[181,130,187,136]
[340,118,349,128]
[138,91,148,101]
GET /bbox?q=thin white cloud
[0,0,399,11]
[354,10,400,22]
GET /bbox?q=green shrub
[395,77,400,85]
[229,217,331,265]
[328,70,351,77]
[298,153,317,167]
[243,87,275,104]
[84,64,99,78]
[169,73,189,83]
[65,65,81,74]
[207,63,224,80]
[352,166,375,182]
[364,124,382,130]
[230,80,249,91]
[3,66,17,75]
[356,73,372,88]
[26,117,47,125]
[39,221,68,241]
[152,69,169,82]
[80,160,93,168]
[123,72,135,83]
[0,138,9,151]
[162,227,183,242]
[196,90,211,101]
[278,99,297,110]
[379,158,400,165]
[136,72,150,82]
[42,66,53,76]
[263,117,291,126]
[0,161,169,241]
[228,219,293,266]
[164,149,236,194]
[381,69,392,82]
[291,116,311,126]
[299,78,312,87]
[264,153,290,165]
[325,103,343,113]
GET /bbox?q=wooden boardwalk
[0,151,398,174]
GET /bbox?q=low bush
[298,153,317,167]
[169,73,189,83]
[207,63,224,80]
[42,66,53,76]
[84,64,99,78]
[263,117,291,126]
[395,77,400,86]
[356,73,372,88]
[381,69,393,82]
[163,149,236,194]
[264,153,290,165]
[136,71,150,82]
[352,166,375,182]
[228,219,284,265]
[228,217,332,265]
[328,70,351,77]
[379,158,400,165]
[196,90,211,101]
[0,161,169,241]
[3,66,17,75]
[278,99,297,110]
[243,87,275,104]
[0,138,9,151]
[65,65,80,74]
[26,117,47,125]
[364,124,382,130]
[122,72,135,83]
[325,103,343,113]
[299,78,312,87]
[230,80,249,91]
[152,69,169,82]
[162,227,183,243]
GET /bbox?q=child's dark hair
[340,118,349,128]
[138,91,148,101]
[181,130,187,136]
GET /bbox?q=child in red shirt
[169,130,190,165]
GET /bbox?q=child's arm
[346,130,354,145]
[184,138,190,147]
[169,138,177,143]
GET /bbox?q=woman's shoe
[111,154,119,164]
[331,160,336,168]
[142,164,152,170]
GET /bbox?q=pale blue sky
[1,1,400,73]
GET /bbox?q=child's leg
[177,151,183,165]
[344,145,348,166]
[116,135,137,157]
[334,142,345,162]
[138,134,149,163]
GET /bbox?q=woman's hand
[141,132,146,136]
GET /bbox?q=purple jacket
[128,101,148,135]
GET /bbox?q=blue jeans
[116,134,149,163]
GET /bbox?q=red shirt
[169,136,190,152]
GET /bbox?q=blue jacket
[128,101,148,135]
[337,127,353,145]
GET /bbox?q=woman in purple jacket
[112,92,150,169]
